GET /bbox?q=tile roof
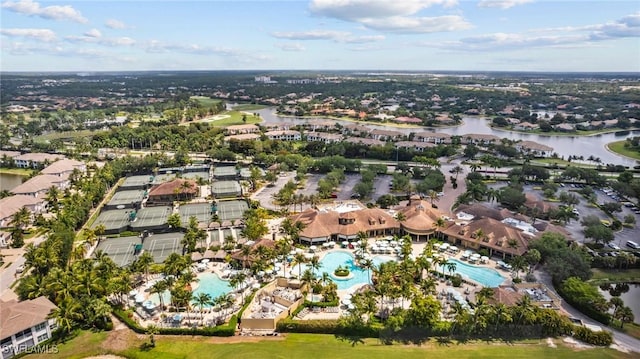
[395,199,445,234]
[0,195,43,220]
[0,297,57,338]
[40,158,85,176]
[442,217,533,256]
[10,175,67,195]
[291,207,399,240]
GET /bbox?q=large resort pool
[436,258,506,288]
[192,272,233,305]
[307,251,394,290]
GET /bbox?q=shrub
[451,274,463,287]
[112,307,235,337]
[573,325,613,346]
[276,319,381,337]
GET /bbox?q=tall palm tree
[309,255,321,279]
[137,251,155,282]
[49,297,82,337]
[445,260,457,277]
[433,217,447,240]
[230,271,248,304]
[150,280,168,313]
[45,186,61,213]
[293,252,307,279]
[193,292,213,325]
[361,258,374,284]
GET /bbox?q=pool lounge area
[436,257,507,288]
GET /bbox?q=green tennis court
[120,175,153,190]
[95,236,141,267]
[106,190,145,209]
[130,206,171,231]
[178,203,212,226]
[211,180,242,198]
[213,166,238,179]
[182,171,210,182]
[142,232,184,263]
[91,209,131,234]
[216,199,248,221]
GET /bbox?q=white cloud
[477,0,533,9]
[140,40,268,64]
[310,0,457,21]
[275,43,306,51]
[360,15,471,33]
[309,0,466,33]
[0,28,56,42]
[105,18,128,29]
[65,34,136,47]
[271,30,385,43]
[1,0,88,23]
[84,28,102,38]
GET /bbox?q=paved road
[250,171,296,210]
[0,235,47,299]
[535,270,640,353]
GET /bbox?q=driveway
[250,171,296,210]
[0,235,47,299]
[335,174,361,201]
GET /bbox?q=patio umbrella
[129,289,138,297]
[481,256,489,262]
[135,294,145,303]
[341,298,352,306]
[309,245,317,252]
[202,259,210,264]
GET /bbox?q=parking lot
[251,171,296,210]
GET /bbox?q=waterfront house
[0,195,46,227]
[0,297,57,359]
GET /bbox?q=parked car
[607,242,621,250]
[15,264,25,274]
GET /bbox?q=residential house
[264,130,301,141]
[10,175,69,198]
[414,132,451,144]
[395,141,435,152]
[0,195,47,227]
[0,297,57,359]
[13,153,65,169]
[224,133,261,142]
[305,132,342,144]
[515,141,554,157]
[40,158,86,179]
[513,122,539,131]
[345,138,385,147]
[392,116,422,124]
[263,122,294,131]
[225,124,260,135]
[554,123,576,132]
[461,134,500,146]
[370,129,402,141]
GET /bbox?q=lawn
[232,104,267,111]
[0,167,33,176]
[607,141,640,161]
[33,129,102,142]
[589,268,640,283]
[198,111,262,127]
[27,331,633,359]
[191,96,223,107]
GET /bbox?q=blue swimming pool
[191,272,233,305]
[436,258,506,287]
[316,251,394,290]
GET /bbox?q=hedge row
[555,284,611,325]
[276,319,381,337]
[112,308,235,337]
[573,325,614,346]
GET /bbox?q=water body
[255,108,639,166]
[0,172,26,192]
[598,283,640,325]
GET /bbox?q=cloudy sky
[1,0,639,72]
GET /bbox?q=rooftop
[0,297,57,338]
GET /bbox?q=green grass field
[199,111,262,127]
[607,141,640,161]
[590,268,640,283]
[26,331,633,359]
[0,167,33,176]
[232,104,267,111]
[33,129,102,142]
[191,96,223,107]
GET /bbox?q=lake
[255,108,639,166]
[0,172,26,192]
[598,283,640,324]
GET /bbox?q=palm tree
[427,190,439,207]
[509,256,528,281]
[193,292,213,325]
[293,252,307,279]
[451,165,463,181]
[433,217,447,240]
[49,297,82,337]
[45,186,61,213]
[230,271,248,304]
[615,306,635,328]
[309,255,321,279]
[445,260,457,277]
[356,231,368,256]
[10,206,31,247]
[361,258,374,284]
[137,251,155,282]
[151,280,168,313]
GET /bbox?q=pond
[0,172,26,192]
[597,282,640,324]
[255,107,639,166]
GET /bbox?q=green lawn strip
[119,334,627,359]
[0,167,33,176]
[203,111,262,127]
[607,141,640,161]
[589,268,640,284]
[232,104,267,111]
[33,129,101,142]
[191,96,223,107]
[27,330,110,359]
